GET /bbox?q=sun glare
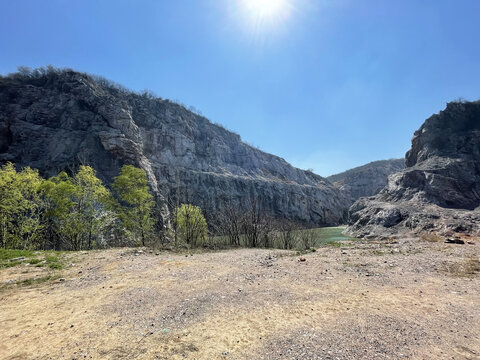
[243,0,289,20]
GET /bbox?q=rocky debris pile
[327,158,404,203]
[0,67,349,226]
[346,100,480,239]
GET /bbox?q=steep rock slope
[0,68,349,226]
[327,159,404,203]
[346,101,480,238]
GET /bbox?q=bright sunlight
[243,0,290,20]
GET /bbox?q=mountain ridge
[0,67,350,227]
[327,158,404,203]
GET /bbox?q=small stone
[445,238,465,244]
[299,257,306,262]
[9,257,25,262]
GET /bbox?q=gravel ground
[0,237,479,359]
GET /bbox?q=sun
[243,0,289,19]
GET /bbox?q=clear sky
[1,0,479,176]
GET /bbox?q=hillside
[0,67,349,226]
[346,100,480,238]
[327,159,404,203]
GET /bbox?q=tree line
[1,162,318,251]
[210,198,317,251]
[0,163,208,251]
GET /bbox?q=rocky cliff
[0,67,349,226]
[345,101,480,238]
[327,159,404,203]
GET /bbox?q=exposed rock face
[327,159,404,203]
[346,101,480,238]
[0,68,349,226]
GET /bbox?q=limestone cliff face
[327,159,404,204]
[0,68,349,226]
[346,101,480,238]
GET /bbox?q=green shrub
[175,204,208,248]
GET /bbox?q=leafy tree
[39,172,77,249]
[175,204,207,247]
[74,166,112,249]
[0,163,44,249]
[40,166,111,250]
[112,165,155,246]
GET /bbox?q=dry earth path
[1,238,479,359]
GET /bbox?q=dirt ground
[1,237,479,360]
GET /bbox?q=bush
[175,204,208,248]
[298,229,317,250]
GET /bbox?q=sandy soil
[1,238,479,360]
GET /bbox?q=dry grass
[420,232,443,242]
[443,256,480,277]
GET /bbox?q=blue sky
[1,0,479,176]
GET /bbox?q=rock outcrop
[345,101,480,238]
[327,159,404,204]
[0,68,349,226]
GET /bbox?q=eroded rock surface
[327,159,404,203]
[346,101,480,238]
[0,68,349,226]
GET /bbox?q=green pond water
[211,225,355,249]
[309,226,354,245]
